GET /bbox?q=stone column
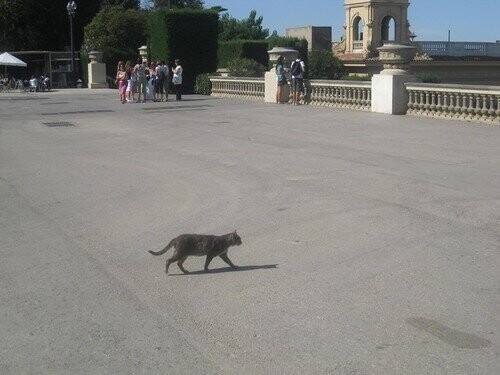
[265,47,298,103]
[87,51,107,89]
[371,43,420,115]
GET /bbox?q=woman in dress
[115,61,127,104]
[146,62,156,101]
[125,60,136,102]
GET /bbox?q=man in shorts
[290,56,306,105]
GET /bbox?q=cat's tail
[149,238,175,256]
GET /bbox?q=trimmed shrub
[307,50,346,80]
[218,40,269,69]
[418,72,441,83]
[149,9,219,93]
[341,74,371,81]
[194,73,212,95]
[227,58,266,77]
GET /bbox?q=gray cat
[149,231,242,274]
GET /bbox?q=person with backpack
[290,56,306,105]
[155,60,165,102]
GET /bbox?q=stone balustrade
[210,77,265,101]
[209,75,499,124]
[414,41,500,58]
[305,80,372,110]
[405,82,500,123]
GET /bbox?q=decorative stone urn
[139,45,148,63]
[88,51,103,63]
[267,47,299,68]
[371,43,420,114]
[377,42,416,75]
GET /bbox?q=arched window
[353,16,364,50]
[381,16,396,41]
[353,16,364,40]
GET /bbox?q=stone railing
[405,83,500,123]
[353,41,364,50]
[305,80,372,111]
[414,41,500,58]
[210,77,265,101]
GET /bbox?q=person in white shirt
[172,59,183,101]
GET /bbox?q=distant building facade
[331,0,500,84]
[286,26,332,51]
[335,0,411,58]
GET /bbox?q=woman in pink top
[115,61,127,104]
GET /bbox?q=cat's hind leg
[177,257,189,274]
[220,253,238,269]
[165,254,181,274]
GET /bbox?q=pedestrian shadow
[169,264,278,276]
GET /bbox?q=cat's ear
[233,230,237,234]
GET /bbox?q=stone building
[333,0,500,85]
[285,26,332,51]
[335,0,411,58]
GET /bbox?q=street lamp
[66,0,77,87]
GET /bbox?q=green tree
[83,5,147,76]
[102,0,140,9]
[307,50,346,80]
[219,10,269,41]
[0,0,102,51]
[143,0,204,9]
[172,0,204,8]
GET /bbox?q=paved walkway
[1,89,499,374]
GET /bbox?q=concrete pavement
[0,89,499,374]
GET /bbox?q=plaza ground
[0,89,499,374]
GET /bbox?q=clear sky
[203,0,500,42]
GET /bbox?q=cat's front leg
[220,253,238,269]
[204,254,215,272]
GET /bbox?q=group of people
[275,55,306,105]
[115,58,183,104]
[0,73,50,92]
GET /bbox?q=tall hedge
[218,40,269,68]
[149,9,219,93]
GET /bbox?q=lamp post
[66,0,77,87]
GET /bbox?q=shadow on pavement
[169,264,278,276]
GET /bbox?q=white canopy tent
[0,52,27,76]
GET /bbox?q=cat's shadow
[169,264,278,276]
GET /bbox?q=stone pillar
[371,43,420,115]
[265,47,299,103]
[87,51,107,89]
